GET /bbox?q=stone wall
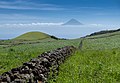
[0,46,76,83]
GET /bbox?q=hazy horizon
[0,24,120,39]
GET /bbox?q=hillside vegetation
[0,32,80,74]
[49,30,120,83]
[86,28,120,37]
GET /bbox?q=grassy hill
[14,32,51,40]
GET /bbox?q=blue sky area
[0,0,120,24]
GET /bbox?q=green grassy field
[0,31,120,83]
[49,49,120,83]
[0,35,80,74]
[48,31,120,83]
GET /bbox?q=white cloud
[0,0,64,10]
[3,22,63,26]
[0,1,102,11]
[31,23,63,25]
[94,12,120,16]
[0,14,39,19]
[90,24,104,26]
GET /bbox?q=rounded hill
[15,32,50,40]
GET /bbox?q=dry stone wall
[0,46,76,83]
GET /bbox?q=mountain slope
[15,32,50,40]
[86,29,120,39]
[86,28,120,38]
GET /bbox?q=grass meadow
[48,31,120,83]
[0,38,80,74]
[0,31,120,83]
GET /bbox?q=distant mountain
[62,19,83,25]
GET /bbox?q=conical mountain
[62,19,83,25]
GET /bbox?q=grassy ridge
[86,31,120,39]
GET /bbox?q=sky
[0,0,120,39]
[0,0,120,24]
